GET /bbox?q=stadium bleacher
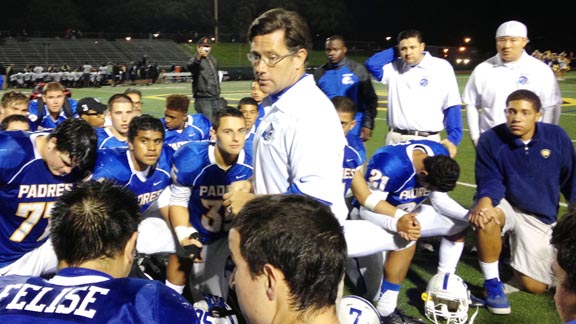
[0,38,191,72]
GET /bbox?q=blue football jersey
[92,146,174,213]
[96,127,128,150]
[365,140,449,212]
[0,132,84,268]
[342,144,363,196]
[243,127,256,167]
[162,114,211,151]
[171,142,253,243]
[0,268,199,323]
[27,98,78,131]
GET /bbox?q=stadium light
[125,36,132,41]
[153,33,160,39]
[464,37,471,44]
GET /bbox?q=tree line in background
[1,0,353,44]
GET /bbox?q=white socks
[437,238,464,274]
[479,260,500,281]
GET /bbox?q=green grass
[4,67,574,324]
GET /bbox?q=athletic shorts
[498,199,555,285]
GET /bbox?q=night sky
[347,1,574,55]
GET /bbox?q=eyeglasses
[246,51,297,67]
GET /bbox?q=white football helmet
[422,272,470,324]
[193,293,239,324]
[338,295,381,324]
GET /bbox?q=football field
[7,71,576,323]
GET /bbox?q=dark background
[1,0,572,55]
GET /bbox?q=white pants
[0,240,57,277]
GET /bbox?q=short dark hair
[166,94,190,114]
[232,194,347,312]
[331,96,357,117]
[47,118,97,174]
[50,180,141,266]
[326,35,346,46]
[0,114,29,131]
[211,106,245,130]
[128,114,165,142]
[397,29,423,43]
[420,155,460,192]
[551,211,576,294]
[247,8,312,54]
[506,89,542,112]
[237,97,258,109]
[108,93,133,111]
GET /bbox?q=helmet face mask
[338,295,381,324]
[423,273,470,324]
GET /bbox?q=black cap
[77,97,107,115]
[198,37,211,46]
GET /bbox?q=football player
[96,93,136,150]
[162,94,211,151]
[0,118,97,277]
[0,180,199,323]
[167,107,252,298]
[357,140,470,324]
[91,114,175,255]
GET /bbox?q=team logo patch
[518,75,528,85]
[341,73,354,85]
[262,123,275,141]
[540,149,551,159]
[419,78,429,87]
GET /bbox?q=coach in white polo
[365,29,463,158]
[462,20,562,146]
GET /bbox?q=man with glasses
[469,89,576,315]
[224,8,348,223]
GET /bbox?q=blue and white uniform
[27,98,78,131]
[315,57,379,162]
[171,141,252,243]
[356,140,469,300]
[0,131,83,276]
[0,268,199,323]
[463,51,562,143]
[342,143,363,198]
[96,127,128,150]
[92,147,173,214]
[366,49,462,146]
[170,141,252,297]
[92,147,174,254]
[359,141,469,239]
[162,114,211,151]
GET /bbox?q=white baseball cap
[496,20,528,38]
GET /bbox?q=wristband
[394,208,408,219]
[364,193,382,211]
[174,226,196,244]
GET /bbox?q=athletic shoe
[483,278,511,314]
[380,308,425,324]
